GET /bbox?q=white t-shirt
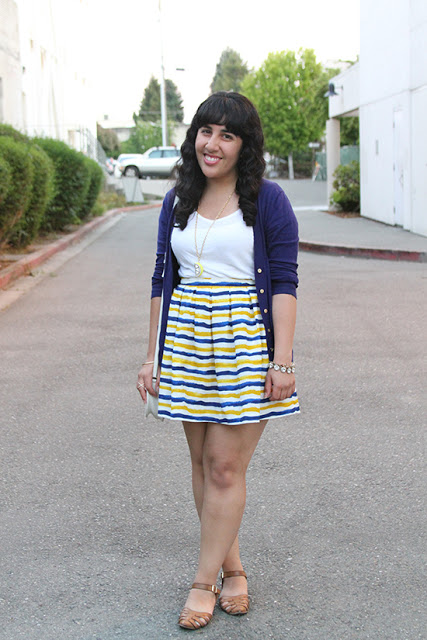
[171,209,255,282]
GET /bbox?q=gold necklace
[194,191,234,277]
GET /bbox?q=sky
[90,0,360,124]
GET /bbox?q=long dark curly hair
[174,91,265,229]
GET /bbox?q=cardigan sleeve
[151,189,175,298]
[264,183,299,297]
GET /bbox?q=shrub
[0,156,11,206]
[93,190,127,216]
[0,137,34,248]
[35,138,91,230]
[79,158,105,220]
[8,144,55,247]
[0,124,30,143]
[330,161,360,212]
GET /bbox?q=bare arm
[264,293,297,401]
[136,296,161,402]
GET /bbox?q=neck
[204,177,237,197]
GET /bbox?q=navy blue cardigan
[151,179,299,363]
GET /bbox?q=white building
[0,0,22,126]
[327,0,427,237]
[0,0,98,156]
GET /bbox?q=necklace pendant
[194,262,203,277]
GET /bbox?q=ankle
[194,571,220,586]
[222,562,244,573]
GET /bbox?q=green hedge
[0,123,30,143]
[34,138,92,230]
[330,161,360,212]
[0,137,34,248]
[8,145,55,247]
[79,157,105,220]
[0,126,106,247]
[0,156,11,206]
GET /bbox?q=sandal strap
[192,582,221,595]
[221,570,247,580]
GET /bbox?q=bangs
[195,94,248,137]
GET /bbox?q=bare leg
[183,420,266,614]
[183,422,244,580]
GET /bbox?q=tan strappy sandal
[218,570,250,615]
[178,583,220,630]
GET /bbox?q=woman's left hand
[264,369,295,401]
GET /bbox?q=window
[148,150,162,158]
[163,149,179,157]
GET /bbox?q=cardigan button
[257,268,262,273]
[260,288,265,294]
[264,308,268,313]
[267,328,271,333]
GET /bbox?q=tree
[97,124,120,157]
[339,116,359,146]
[210,48,249,93]
[120,120,163,154]
[138,76,184,123]
[242,49,331,177]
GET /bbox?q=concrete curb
[0,203,161,290]
[299,240,427,262]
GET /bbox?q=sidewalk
[296,207,427,262]
[276,178,427,262]
[1,182,426,291]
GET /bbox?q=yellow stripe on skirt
[158,281,300,425]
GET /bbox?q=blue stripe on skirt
[158,281,300,425]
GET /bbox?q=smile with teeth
[204,154,221,165]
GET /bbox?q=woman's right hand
[136,362,159,403]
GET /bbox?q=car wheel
[124,166,139,178]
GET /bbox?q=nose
[205,132,220,152]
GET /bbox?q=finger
[155,366,161,392]
[145,379,156,396]
[147,387,158,398]
[137,384,147,402]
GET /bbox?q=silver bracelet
[269,361,295,374]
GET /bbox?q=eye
[200,127,211,135]
[222,132,234,140]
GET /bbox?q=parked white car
[118,146,181,178]
[113,154,141,178]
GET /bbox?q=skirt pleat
[158,282,300,425]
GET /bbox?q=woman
[137,91,300,630]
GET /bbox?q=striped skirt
[158,281,300,425]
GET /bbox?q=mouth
[203,154,221,166]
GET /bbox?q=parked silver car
[119,146,181,178]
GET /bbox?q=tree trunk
[288,153,294,180]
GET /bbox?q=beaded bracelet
[269,361,295,374]
[141,360,155,366]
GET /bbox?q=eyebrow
[202,124,234,134]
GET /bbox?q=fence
[315,145,359,181]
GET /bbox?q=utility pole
[159,0,167,146]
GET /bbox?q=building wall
[359,91,411,227]
[411,85,427,236]
[328,62,360,118]
[359,0,427,235]
[14,0,97,152]
[0,0,22,127]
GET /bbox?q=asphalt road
[0,207,425,640]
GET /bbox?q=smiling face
[195,123,243,183]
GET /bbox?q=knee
[204,456,243,491]
[190,450,204,473]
